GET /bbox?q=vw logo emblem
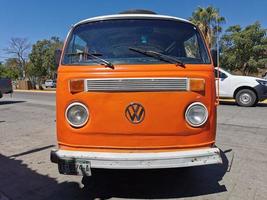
[125,103,145,124]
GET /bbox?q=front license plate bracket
[58,158,91,176]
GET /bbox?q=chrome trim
[65,102,89,128]
[187,78,190,91]
[85,78,188,92]
[74,14,193,28]
[51,148,222,170]
[185,102,208,127]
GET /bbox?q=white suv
[44,79,56,88]
[215,68,267,107]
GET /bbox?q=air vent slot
[86,78,188,92]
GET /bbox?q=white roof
[74,14,193,27]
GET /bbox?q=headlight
[256,79,267,86]
[185,102,208,127]
[65,102,89,128]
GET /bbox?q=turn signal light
[70,79,84,93]
[189,78,205,92]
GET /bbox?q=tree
[220,22,267,75]
[3,38,31,79]
[0,62,4,77]
[29,37,63,83]
[0,58,20,79]
[189,6,225,48]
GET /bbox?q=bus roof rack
[119,9,157,15]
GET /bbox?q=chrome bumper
[51,148,222,173]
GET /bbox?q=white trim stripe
[74,14,193,27]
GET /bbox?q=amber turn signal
[70,79,84,93]
[189,78,205,92]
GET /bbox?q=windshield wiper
[129,47,185,68]
[65,51,114,69]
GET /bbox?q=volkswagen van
[51,10,222,176]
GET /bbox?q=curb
[12,91,267,104]
[220,98,267,104]
[14,90,56,94]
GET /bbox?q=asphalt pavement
[0,91,267,200]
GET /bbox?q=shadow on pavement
[0,154,81,200]
[257,102,267,107]
[0,150,228,200]
[0,100,26,105]
[9,145,55,158]
[219,100,236,106]
[82,150,228,199]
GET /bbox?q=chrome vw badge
[125,103,145,124]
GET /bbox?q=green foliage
[220,22,267,75]
[189,6,225,48]
[0,63,4,77]
[0,58,20,79]
[29,37,63,81]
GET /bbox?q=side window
[184,35,201,59]
[215,69,227,78]
[73,35,87,53]
[66,35,87,54]
[65,35,87,63]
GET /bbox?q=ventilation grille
[86,78,188,92]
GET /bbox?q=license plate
[58,159,91,176]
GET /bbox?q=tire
[235,89,257,107]
[0,92,2,98]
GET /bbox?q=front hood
[234,75,262,81]
[56,64,217,150]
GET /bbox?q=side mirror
[211,49,218,67]
[220,73,228,79]
[55,49,62,69]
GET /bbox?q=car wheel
[235,89,257,107]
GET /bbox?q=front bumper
[255,84,267,100]
[51,148,222,175]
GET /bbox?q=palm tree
[189,6,225,48]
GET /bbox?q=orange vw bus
[51,10,222,176]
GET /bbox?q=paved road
[6,91,56,106]
[0,92,267,200]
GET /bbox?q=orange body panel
[56,64,217,152]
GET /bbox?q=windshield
[63,19,211,65]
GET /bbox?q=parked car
[44,79,56,88]
[0,78,13,98]
[215,68,267,106]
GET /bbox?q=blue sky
[1,0,267,62]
